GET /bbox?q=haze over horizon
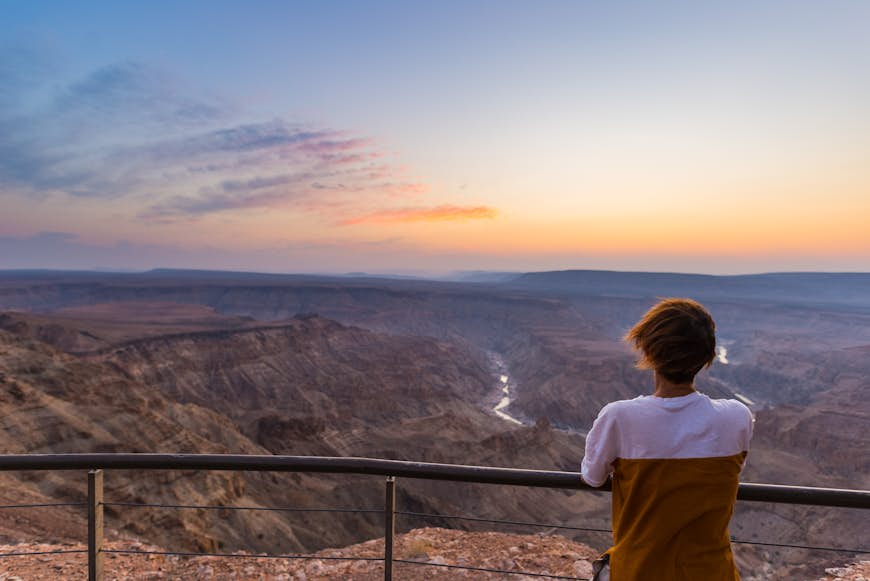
[2,1,869,274]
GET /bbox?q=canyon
[0,269,868,579]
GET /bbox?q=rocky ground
[0,527,599,580]
[820,561,870,581]
[1,529,866,580]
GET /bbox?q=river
[487,352,525,426]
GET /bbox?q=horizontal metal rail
[0,549,87,558]
[398,510,613,533]
[0,502,86,509]
[0,453,867,509]
[102,548,384,562]
[102,501,382,514]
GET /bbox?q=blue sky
[2,1,869,274]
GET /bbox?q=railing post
[384,476,396,581]
[88,469,104,581]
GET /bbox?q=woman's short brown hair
[625,298,716,384]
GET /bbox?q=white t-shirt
[581,391,754,487]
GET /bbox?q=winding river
[487,353,525,426]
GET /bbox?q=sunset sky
[2,1,868,274]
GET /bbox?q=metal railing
[0,453,868,580]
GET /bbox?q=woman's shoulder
[600,395,647,412]
[596,395,654,419]
[705,395,753,418]
[699,395,755,438]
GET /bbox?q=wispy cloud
[341,205,498,226]
[0,52,496,230]
[52,61,229,132]
[0,59,232,197]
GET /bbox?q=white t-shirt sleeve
[581,403,620,487]
[735,401,754,468]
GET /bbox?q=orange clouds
[342,205,498,226]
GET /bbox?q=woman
[581,298,753,580]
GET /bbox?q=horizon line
[2,266,869,279]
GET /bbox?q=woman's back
[580,298,754,581]
[583,392,753,580]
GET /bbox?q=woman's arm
[581,404,620,487]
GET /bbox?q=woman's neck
[653,373,696,398]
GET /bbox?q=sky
[1,1,868,275]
